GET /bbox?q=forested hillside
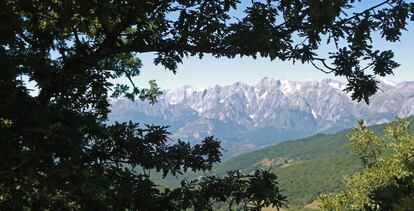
[212,117,414,208]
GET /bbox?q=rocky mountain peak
[110,77,414,155]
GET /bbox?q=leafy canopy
[319,118,414,210]
[1,0,413,210]
[1,0,413,103]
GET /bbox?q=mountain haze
[110,78,414,155]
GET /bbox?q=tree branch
[336,0,391,25]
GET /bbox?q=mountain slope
[110,78,414,156]
[213,117,414,207]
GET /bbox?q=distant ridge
[110,78,414,156]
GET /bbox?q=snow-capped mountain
[109,77,414,156]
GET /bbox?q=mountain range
[109,77,414,156]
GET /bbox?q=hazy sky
[123,1,414,89]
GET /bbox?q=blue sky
[133,32,413,89]
[126,1,414,89]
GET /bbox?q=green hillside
[213,117,414,208]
